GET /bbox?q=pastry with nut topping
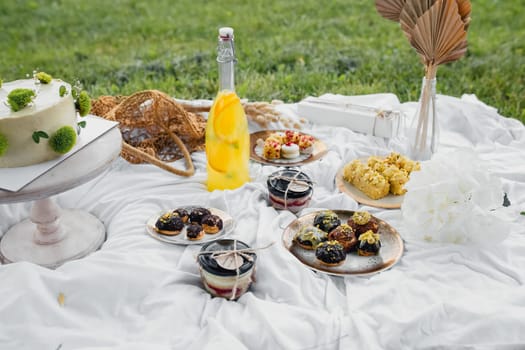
[294,225,328,250]
[328,223,357,253]
[189,207,211,224]
[155,212,184,235]
[357,230,381,256]
[173,208,189,223]
[313,210,341,233]
[342,152,420,200]
[347,211,379,238]
[201,214,223,234]
[315,240,346,266]
[186,223,205,241]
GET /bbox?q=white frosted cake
[0,78,78,168]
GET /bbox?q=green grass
[1,0,523,123]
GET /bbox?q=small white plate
[146,207,234,245]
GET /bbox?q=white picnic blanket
[1,93,524,350]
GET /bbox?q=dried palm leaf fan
[375,0,471,158]
[376,0,471,73]
[375,0,406,21]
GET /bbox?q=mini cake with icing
[186,223,205,241]
[294,225,327,250]
[313,210,341,233]
[280,142,300,159]
[201,214,223,234]
[347,211,379,238]
[284,130,300,144]
[266,131,285,144]
[298,134,315,154]
[267,169,313,213]
[173,208,189,223]
[155,212,185,235]
[357,230,381,256]
[315,240,346,266]
[198,239,256,300]
[189,207,211,224]
[328,223,357,253]
[263,139,281,159]
[0,74,90,168]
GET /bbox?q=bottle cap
[219,27,234,40]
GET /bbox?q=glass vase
[409,77,438,161]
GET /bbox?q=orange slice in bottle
[213,91,241,144]
[207,141,236,174]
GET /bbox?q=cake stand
[0,127,122,269]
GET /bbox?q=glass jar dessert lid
[267,169,313,199]
[198,239,256,276]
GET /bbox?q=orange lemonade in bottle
[206,27,250,191]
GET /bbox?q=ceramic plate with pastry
[335,152,421,209]
[250,130,328,166]
[146,206,234,245]
[282,209,403,276]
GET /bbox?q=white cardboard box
[297,93,404,138]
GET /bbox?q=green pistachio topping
[0,133,8,157]
[335,223,353,234]
[159,212,175,223]
[76,90,91,116]
[358,230,380,244]
[35,71,52,84]
[7,88,36,112]
[296,226,326,247]
[49,126,77,154]
[352,211,371,225]
[324,240,343,248]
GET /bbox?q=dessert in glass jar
[198,239,256,300]
[267,169,313,213]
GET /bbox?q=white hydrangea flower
[402,148,511,245]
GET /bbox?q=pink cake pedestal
[0,127,121,269]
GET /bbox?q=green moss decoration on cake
[59,85,67,97]
[7,88,36,112]
[49,126,77,154]
[76,90,91,116]
[0,133,8,157]
[0,78,3,88]
[35,72,52,84]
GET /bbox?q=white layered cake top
[0,78,78,168]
